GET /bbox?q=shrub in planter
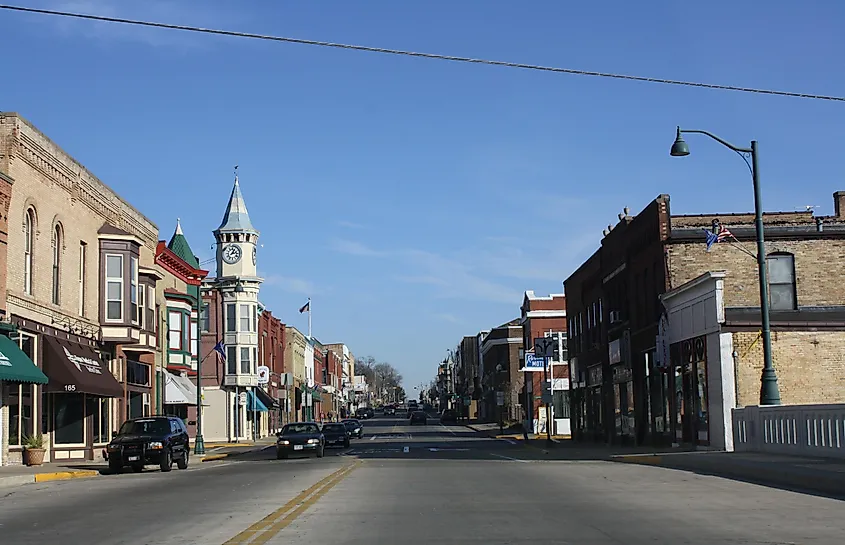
[22,434,46,466]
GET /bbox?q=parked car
[342,418,364,438]
[409,410,428,425]
[276,422,325,459]
[105,416,190,473]
[322,423,351,448]
[384,405,396,416]
[440,409,458,425]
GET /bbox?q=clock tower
[213,170,263,441]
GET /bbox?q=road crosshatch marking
[222,461,361,545]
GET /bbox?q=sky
[3,0,844,391]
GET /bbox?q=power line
[3,4,844,103]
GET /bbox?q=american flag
[716,225,734,242]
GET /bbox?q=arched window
[24,208,35,295]
[52,223,63,305]
[767,252,797,311]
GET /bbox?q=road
[1,414,843,544]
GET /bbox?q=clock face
[252,247,257,265]
[222,244,242,264]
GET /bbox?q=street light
[194,284,206,456]
[670,127,781,406]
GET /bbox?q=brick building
[565,192,845,449]
[479,320,523,424]
[519,291,567,435]
[258,309,285,433]
[455,334,482,420]
[323,343,353,417]
[312,339,329,420]
[0,112,161,464]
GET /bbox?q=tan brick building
[566,191,845,450]
[0,113,161,465]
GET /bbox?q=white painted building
[658,270,736,451]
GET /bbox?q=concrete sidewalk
[613,450,845,499]
[465,422,570,442]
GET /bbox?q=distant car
[439,409,458,425]
[322,423,351,448]
[355,407,374,419]
[276,422,325,459]
[105,416,190,473]
[409,411,427,425]
[384,406,396,415]
[342,418,364,438]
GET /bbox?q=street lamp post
[671,127,781,406]
[194,284,206,456]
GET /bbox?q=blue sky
[4,0,844,390]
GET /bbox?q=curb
[201,444,273,463]
[34,470,100,483]
[611,454,845,499]
[0,469,101,489]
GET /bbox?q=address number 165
[64,384,77,392]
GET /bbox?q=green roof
[0,334,48,384]
[167,219,200,269]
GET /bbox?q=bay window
[191,320,198,357]
[240,347,250,374]
[129,257,138,324]
[226,304,236,332]
[168,311,182,350]
[227,346,237,374]
[240,304,250,332]
[105,254,123,321]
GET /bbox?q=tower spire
[215,165,257,234]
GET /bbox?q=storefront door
[670,336,710,447]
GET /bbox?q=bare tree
[354,356,403,399]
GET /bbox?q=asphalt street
[1,413,843,544]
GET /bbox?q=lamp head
[670,126,690,157]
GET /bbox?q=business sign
[520,353,546,372]
[257,365,270,384]
[0,350,11,367]
[608,339,622,365]
[64,346,103,374]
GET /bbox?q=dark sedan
[276,422,325,459]
[342,418,364,439]
[322,423,351,448]
[409,410,428,425]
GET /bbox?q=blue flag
[703,228,719,252]
[213,340,226,361]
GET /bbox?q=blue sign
[522,354,546,372]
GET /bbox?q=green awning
[0,335,48,384]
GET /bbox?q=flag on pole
[716,225,734,242]
[299,300,310,313]
[703,228,719,252]
[213,340,226,361]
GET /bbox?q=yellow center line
[222,461,360,545]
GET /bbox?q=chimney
[835,191,845,219]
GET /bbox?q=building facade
[257,309,285,434]
[0,112,162,464]
[284,325,307,421]
[198,175,263,442]
[566,192,845,448]
[519,291,568,435]
[155,220,208,436]
[479,320,523,424]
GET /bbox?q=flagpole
[308,297,312,338]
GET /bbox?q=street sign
[257,365,270,384]
[521,353,546,372]
[534,337,556,359]
[238,392,247,405]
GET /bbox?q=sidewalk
[0,438,276,489]
[613,450,845,499]
[466,422,570,443]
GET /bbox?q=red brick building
[519,291,568,435]
[258,309,286,432]
[312,340,329,420]
[324,348,342,416]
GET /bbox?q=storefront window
[87,396,111,444]
[54,394,85,445]
[552,390,570,418]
